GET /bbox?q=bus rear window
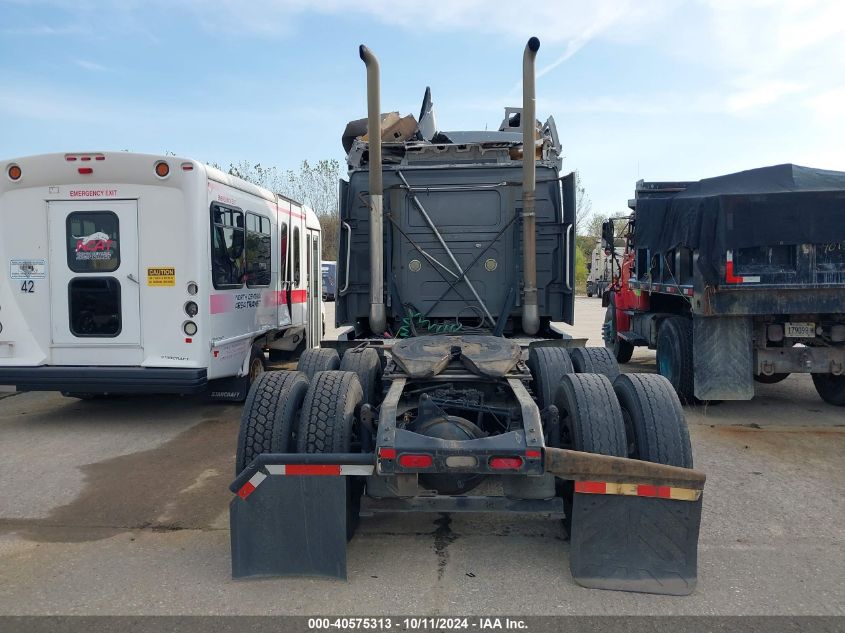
[68,277,121,337]
[66,211,120,273]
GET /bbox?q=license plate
[785,322,815,338]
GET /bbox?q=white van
[0,152,323,400]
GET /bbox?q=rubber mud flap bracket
[230,475,348,579]
[569,492,703,595]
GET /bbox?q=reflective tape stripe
[235,464,375,501]
[237,471,267,500]
[263,464,375,476]
[726,250,761,284]
[575,480,702,502]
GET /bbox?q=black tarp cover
[633,164,845,284]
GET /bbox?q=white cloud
[803,88,845,123]
[75,60,108,72]
[725,80,805,114]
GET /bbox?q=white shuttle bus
[0,152,323,401]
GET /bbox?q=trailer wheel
[602,300,634,363]
[297,371,364,539]
[812,374,845,406]
[340,348,383,405]
[527,346,574,410]
[754,372,790,384]
[656,316,695,403]
[613,373,693,467]
[569,347,620,382]
[296,348,340,381]
[552,373,627,533]
[235,370,309,475]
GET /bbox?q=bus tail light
[7,165,21,181]
[155,161,170,178]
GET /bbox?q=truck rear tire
[552,373,627,534]
[569,347,620,382]
[235,370,309,474]
[340,348,382,406]
[657,316,695,404]
[603,300,634,363]
[527,346,574,410]
[297,371,364,539]
[613,373,693,467]
[812,374,845,406]
[296,348,340,381]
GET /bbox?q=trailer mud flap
[230,474,348,579]
[569,487,703,596]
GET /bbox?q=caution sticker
[147,267,176,287]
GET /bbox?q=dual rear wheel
[529,346,692,533]
[237,349,380,541]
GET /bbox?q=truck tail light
[398,454,433,468]
[489,456,523,470]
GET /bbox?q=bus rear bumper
[0,366,208,394]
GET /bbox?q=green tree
[212,159,343,260]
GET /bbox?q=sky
[1,0,844,217]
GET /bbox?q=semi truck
[228,38,706,595]
[602,168,845,404]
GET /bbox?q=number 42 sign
[10,258,47,293]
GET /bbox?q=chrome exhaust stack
[521,37,541,336]
[359,44,386,335]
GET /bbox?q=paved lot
[0,297,843,615]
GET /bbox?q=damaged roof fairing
[344,87,562,171]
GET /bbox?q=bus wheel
[248,349,265,383]
[812,374,845,406]
[235,370,309,474]
[297,371,364,540]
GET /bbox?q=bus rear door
[47,200,142,364]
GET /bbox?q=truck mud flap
[569,487,703,595]
[230,474,349,579]
[543,448,705,596]
[229,454,375,580]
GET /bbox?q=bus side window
[211,203,245,289]
[245,212,272,288]
[293,226,301,286]
[279,222,288,282]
